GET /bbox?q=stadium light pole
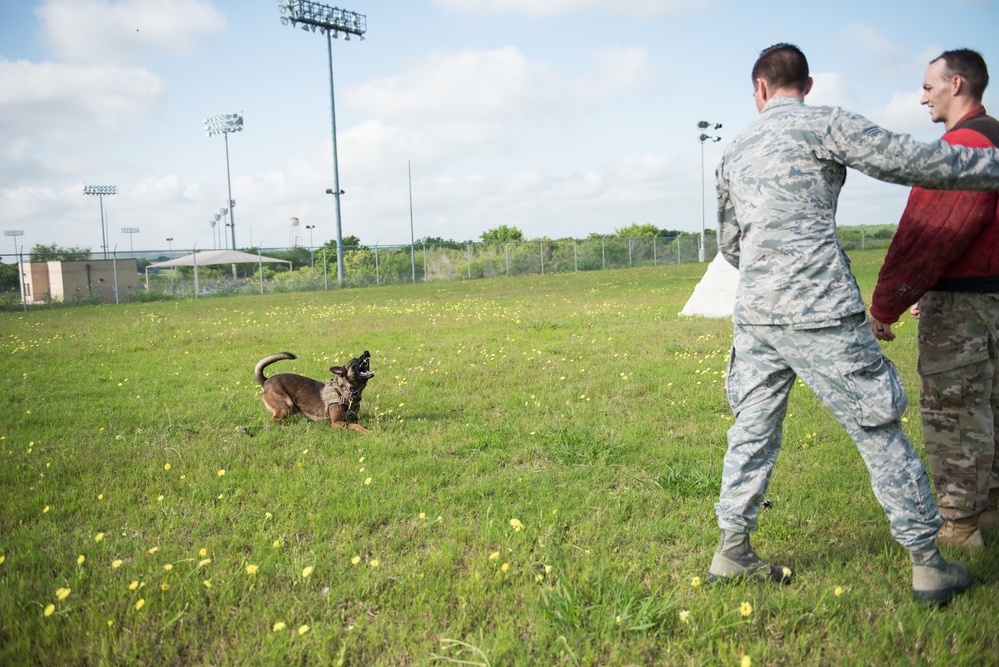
[4,229,24,257]
[305,224,316,277]
[122,227,139,256]
[697,121,722,262]
[278,0,366,286]
[83,185,117,259]
[166,237,175,294]
[203,113,243,251]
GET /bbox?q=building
[18,259,139,304]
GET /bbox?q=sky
[1,0,997,257]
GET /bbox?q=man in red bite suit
[871,49,999,548]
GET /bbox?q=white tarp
[148,249,290,268]
[679,252,739,318]
[145,249,292,297]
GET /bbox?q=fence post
[574,240,578,271]
[467,243,471,279]
[653,237,657,266]
[112,250,120,304]
[628,238,633,268]
[540,241,544,275]
[423,242,427,282]
[861,229,865,250]
[323,248,328,290]
[505,242,510,276]
[601,238,606,270]
[18,250,27,311]
[258,250,264,294]
[677,237,681,264]
[375,245,380,286]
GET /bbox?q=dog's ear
[330,366,346,376]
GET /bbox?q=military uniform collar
[762,96,802,113]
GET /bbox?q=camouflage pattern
[717,315,943,547]
[917,291,999,520]
[716,96,999,326]
[706,95,999,548]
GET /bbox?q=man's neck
[944,99,981,131]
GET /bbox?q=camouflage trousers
[716,313,942,549]
[918,291,999,520]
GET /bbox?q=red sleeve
[870,129,997,324]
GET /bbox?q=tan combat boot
[911,543,972,605]
[707,530,793,584]
[937,515,984,549]
[980,489,999,529]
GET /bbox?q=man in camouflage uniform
[871,49,999,548]
[709,43,999,604]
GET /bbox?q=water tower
[289,216,301,247]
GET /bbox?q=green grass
[1,251,996,665]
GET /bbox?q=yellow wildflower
[129,581,139,590]
[272,621,286,632]
[55,587,71,601]
[740,601,753,617]
[44,604,55,617]
[690,576,701,588]
[679,610,690,624]
[95,532,104,542]
[298,624,310,635]
[302,566,314,578]
[509,518,524,532]
[198,559,211,567]
[351,556,361,565]
[112,560,123,568]
[135,599,145,610]
[245,564,259,574]
[369,559,380,568]
[217,469,225,476]
[834,586,844,597]
[741,656,752,667]
[501,563,510,572]
[489,552,500,561]
[163,564,173,571]
[77,555,85,565]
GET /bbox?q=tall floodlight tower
[277,1,366,286]
[697,121,722,262]
[203,113,243,250]
[83,185,117,259]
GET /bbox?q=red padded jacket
[870,106,999,324]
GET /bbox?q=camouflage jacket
[716,96,999,326]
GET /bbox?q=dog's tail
[255,352,296,386]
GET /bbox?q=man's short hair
[933,49,989,102]
[752,43,810,92]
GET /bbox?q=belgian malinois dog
[254,351,374,433]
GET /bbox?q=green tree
[0,261,18,292]
[614,223,661,238]
[29,243,91,262]
[480,225,524,243]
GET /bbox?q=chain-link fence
[0,231,894,310]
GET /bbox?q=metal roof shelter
[146,249,293,296]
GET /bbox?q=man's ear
[951,74,965,96]
[803,76,813,96]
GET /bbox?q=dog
[254,351,374,433]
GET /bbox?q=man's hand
[909,302,920,319]
[871,315,895,341]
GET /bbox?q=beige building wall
[19,259,138,304]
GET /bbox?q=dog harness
[321,378,362,422]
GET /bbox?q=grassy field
[1,251,996,666]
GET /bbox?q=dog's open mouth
[357,353,374,379]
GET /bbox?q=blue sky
[1,0,997,255]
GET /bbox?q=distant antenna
[289,217,302,247]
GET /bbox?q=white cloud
[348,46,652,122]
[869,89,938,139]
[349,47,564,122]
[0,58,164,181]
[807,72,851,108]
[36,0,227,63]
[432,0,715,18]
